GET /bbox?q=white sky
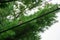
[46,0,60,4]
[41,12,60,40]
[40,0,60,40]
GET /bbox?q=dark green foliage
[0,0,16,3]
[0,0,59,40]
[21,0,42,9]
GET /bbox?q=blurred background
[41,12,60,40]
[40,0,60,40]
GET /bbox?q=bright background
[41,0,60,40]
[41,12,60,40]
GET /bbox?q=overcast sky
[41,0,60,40]
[41,12,60,40]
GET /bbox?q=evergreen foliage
[0,0,60,40]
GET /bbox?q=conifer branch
[0,8,60,34]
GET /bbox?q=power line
[0,8,60,34]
